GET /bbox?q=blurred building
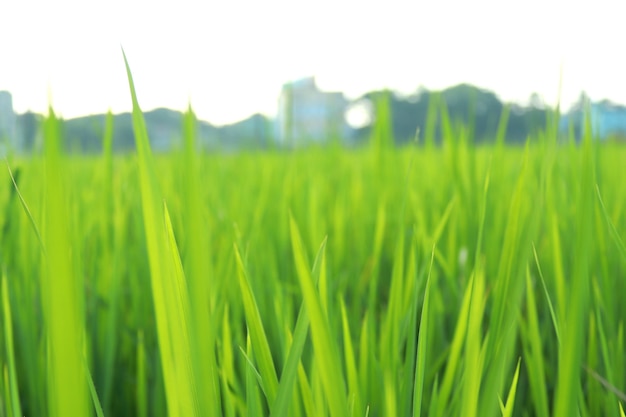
[276,77,349,145]
[591,101,626,138]
[0,91,17,152]
[560,100,626,140]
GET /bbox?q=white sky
[0,0,623,126]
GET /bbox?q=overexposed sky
[0,0,623,125]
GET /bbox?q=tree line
[12,83,573,153]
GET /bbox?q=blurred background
[0,0,625,152]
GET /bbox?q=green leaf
[412,246,436,417]
[500,358,521,417]
[289,215,349,417]
[234,244,279,404]
[2,273,22,417]
[271,237,328,417]
[123,49,199,417]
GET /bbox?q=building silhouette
[276,77,349,145]
[0,91,17,152]
[560,99,626,140]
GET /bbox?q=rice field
[1,57,626,417]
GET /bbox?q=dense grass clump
[1,62,626,416]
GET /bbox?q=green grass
[41,105,90,417]
[1,55,626,416]
[123,51,199,417]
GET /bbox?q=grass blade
[234,244,279,404]
[412,246,436,417]
[520,269,550,417]
[595,184,626,260]
[340,297,362,417]
[245,335,264,417]
[42,104,90,417]
[123,49,199,417]
[532,244,561,344]
[2,273,22,417]
[289,215,349,417]
[271,237,328,417]
[84,355,105,417]
[553,111,595,417]
[499,358,521,417]
[137,331,148,417]
[4,158,45,253]
[181,104,222,417]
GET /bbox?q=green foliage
[1,59,626,417]
[2,272,22,417]
[123,51,200,417]
[42,105,91,417]
[356,84,548,145]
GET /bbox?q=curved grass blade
[433,271,473,417]
[123,49,199,417]
[298,359,317,416]
[595,184,626,260]
[181,104,222,416]
[2,273,22,417]
[532,244,560,344]
[499,358,521,417]
[84,355,104,417]
[42,105,90,417]
[520,268,550,417]
[412,245,436,417]
[234,244,279,404]
[583,365,626,403]
[271,237,328,417]
[340,297,362,417]
[245,335,264,417]
[137,331,148,417]
[289,215,349,417]
[553,114,595,417]
[163,201,200,411]
[461,266,486,417]
[4,158,45,254]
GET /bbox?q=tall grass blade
[4,159,45,253]
[122,49,199,417]
[84,355,105,417]
[163,201,200,409]
[99,109,119,414]
[412,246,436,417]
[2,273,22,417]
[289,215,349,417]
[271,237,327,417]
[137,331,148,417]
[245,335,264,417]
[181,103,222,416]
[520,269,550,417]
[499,358,521,417]
[234,244,279,404]
[583,365,626,403]
[595,184,626,260]
[42,104,90,417]
[340,297,362,417]
[531,245,561,343]
[433,269,473,417]
[553,107,595,417]
[461,265,486,417]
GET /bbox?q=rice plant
[0,53,625,417]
